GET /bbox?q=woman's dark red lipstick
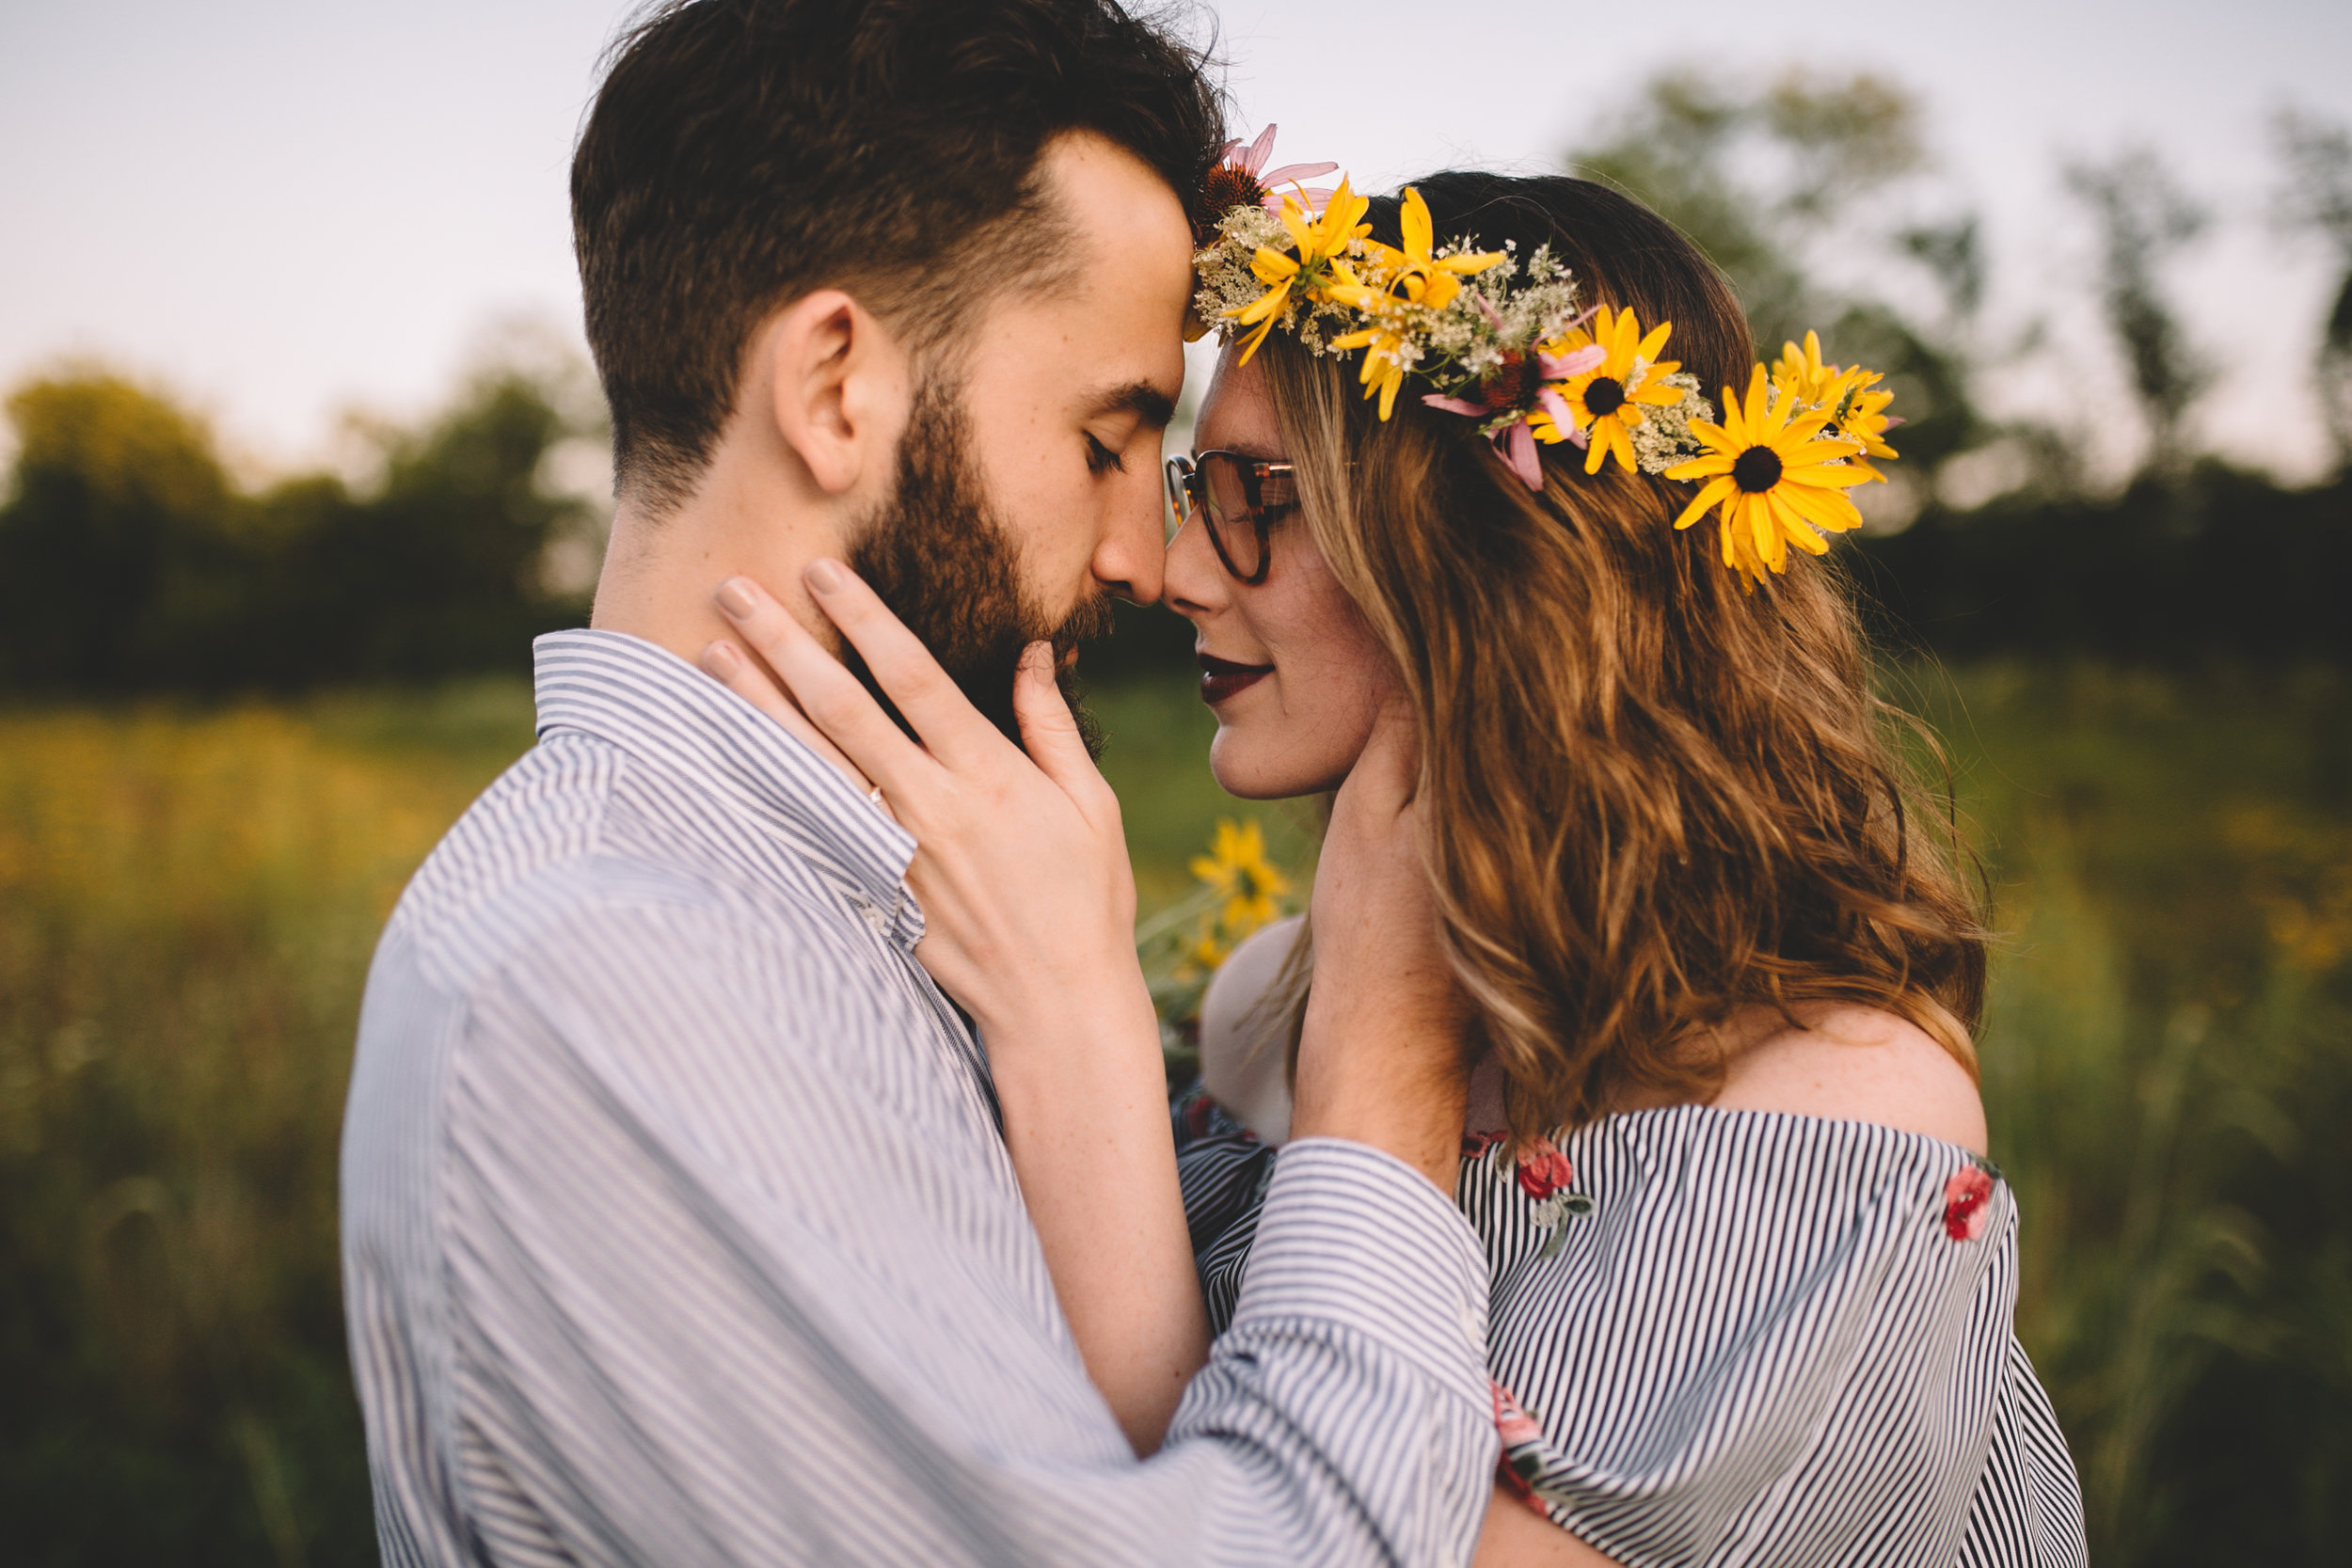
[1199,653,1273,705]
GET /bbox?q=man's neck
[589,444,843,669]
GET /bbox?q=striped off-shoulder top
[1174,1091,2089,1568]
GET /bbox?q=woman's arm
[1474,1485,1623,1567]
[703,566,1479,1449]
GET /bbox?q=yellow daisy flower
[1824,370,1899,482]
[1228,179,1372,364]
[1324,187,1504,420]
[1770,329,1845,406]
[1549,306,1688,474]
[1182,924,1230,976]
[1188,817,1291,938]
[1665,363,1868,584]
[1772,332,1901,483]
[1326,315,1417,420]
[1362,185,1504,312]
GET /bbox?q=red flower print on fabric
[1944,1165,1994,1241]
[1515,1138,1575,1202]
[1491,1380,1550,1516]
[1462,1129,1507,1160]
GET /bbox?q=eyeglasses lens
[1199,455,1265,581]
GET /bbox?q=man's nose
[1092,470,1168,606]
[1159,514,1225,616]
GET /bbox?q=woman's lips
[1198,653,1274,705]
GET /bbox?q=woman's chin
[1208,728,1353,801]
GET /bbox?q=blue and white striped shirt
[340,629,1499,1568]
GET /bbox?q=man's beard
[843,378,1112,758]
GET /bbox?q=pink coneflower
[1197,125,1337,243]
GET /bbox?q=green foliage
[1907,664,2352,1563]
[1853,463,2352,665]
[0,376,248,692]
[0,365,603,696]
[0,687,537,1567]
[1568,73,2350,669]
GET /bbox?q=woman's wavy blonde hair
[1256,171,1987,1140]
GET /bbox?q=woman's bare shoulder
[1197,914,1304,1143]
[1709,1005,1988,1155]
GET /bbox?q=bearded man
[340,3,1497,1564]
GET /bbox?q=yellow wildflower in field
[1189,817,1291,939]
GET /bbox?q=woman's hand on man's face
[1289,693,1474,1190]
[699,563,1145,1043]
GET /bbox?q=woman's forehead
[1196,357,1281,455]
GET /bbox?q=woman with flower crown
[708,148,2087,1565]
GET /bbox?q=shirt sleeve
[432,902,1498,1568]
[1171,1091,1279,1335]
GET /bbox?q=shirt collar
[532,629,924,951]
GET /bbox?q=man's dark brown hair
[573,0,1225,515]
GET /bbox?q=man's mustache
[1049,591,1118,663]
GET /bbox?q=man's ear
[764,289,906,497]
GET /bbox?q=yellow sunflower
[1548,305,1688,474]
[1228,178,1372,364]
[1665,363,1868,584]
[1188,817,1291,938]
[1181,923,1230,976]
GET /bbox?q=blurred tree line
[3,81,2348,694]
[0,356,607,695]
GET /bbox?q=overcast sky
[5,0,2349,482]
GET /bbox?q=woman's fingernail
[699,641,742,678]
[804,558,844,594]
[1024,641,1052,674]
[716,578,759,618]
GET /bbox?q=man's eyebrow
[1081,380,1179,429]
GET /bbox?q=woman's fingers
[696,639,866,784]
[801,559,1012,768]
[712,575,934,797]
[1010,643,1120,822]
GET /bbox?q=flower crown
[1190,128,1902,586]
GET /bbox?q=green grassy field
[2,664,2345,1565]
